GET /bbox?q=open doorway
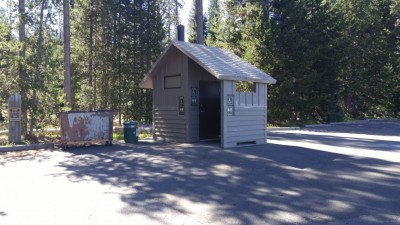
[199,81,221,140]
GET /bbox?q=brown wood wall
[152,47,188,142]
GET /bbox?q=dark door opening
[199,81,221,140]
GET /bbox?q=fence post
[8,93,22,144]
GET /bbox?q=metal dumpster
[59,110,114,149]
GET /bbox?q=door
[199,81,221,140]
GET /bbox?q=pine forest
[0,0,399,132]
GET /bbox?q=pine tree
[205,0,222,46]
[267,0,344,124]
[188,0,197,43]
[335,0,396,119]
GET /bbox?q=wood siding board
[155,128,186,133]
[155,136,186,142]
[225,118,266,124]
[239,91,246,106]
[154,129,186,135]
[153,131,186,137]
[154,122,185,126]
[227,129,266,137]
[182,54,189,142]
[154,111,180,115]
[246,92,252,106]
[261,83,266,106]
[233,111,266,116]
[226,124,265,130]
[235,106,265,110]
[222,80,229,148]
[265,85,268,139]
[153,115,186,121]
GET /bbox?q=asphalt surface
[0,119,399,225]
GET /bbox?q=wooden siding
[222,81,267,148]
[152,47,189,142]
[187,59,219,142]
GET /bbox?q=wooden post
[8,93,22,144]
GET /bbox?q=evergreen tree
[71,0,165,123]
[268,0,343,124]
[390,0,400,116]
[335,0,396,119]
[205,0,222,46]
[188,0,197,43]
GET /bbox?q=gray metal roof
[140,41,276,88]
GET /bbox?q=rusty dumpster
[59,110,114,149]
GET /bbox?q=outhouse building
[140,40,276,148]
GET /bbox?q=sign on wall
[226,94,234,116]
[9,107,21,121]
[179,96,184,115]
[191,87,198,106]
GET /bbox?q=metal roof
[140,41,276,89]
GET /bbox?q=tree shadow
[0,149,53,166]
[56,139,400,225]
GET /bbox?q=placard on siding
[227,94,234,116]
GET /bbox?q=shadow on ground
[0,149,53,166]
[55,132,400,225]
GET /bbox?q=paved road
[0,120,399,225]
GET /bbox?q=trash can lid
[123,121,138,125]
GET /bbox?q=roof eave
[139,42,175,89]
[172,41,222,80]
[219,76,277,84]
[173,41,277,84]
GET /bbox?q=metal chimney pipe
[177,25,185,42]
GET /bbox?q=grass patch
[0,130,61,146]
[113,131,152,141]
[113,132,124,140]
[139,132,152,139]
[0,134,9,146]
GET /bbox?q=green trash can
[123,121,138,144]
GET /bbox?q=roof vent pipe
[177,25,185,42]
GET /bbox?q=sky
[0,1,6,10]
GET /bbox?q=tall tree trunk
[18,0,28,135]
[174,0,179,27]
[30,0,46,136]
[18,0,25,58]
[37,0,46,59]
[63,0,72,108]
[195,0,203,44]
[88,0,94,110]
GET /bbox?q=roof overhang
[140,41,277,89]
